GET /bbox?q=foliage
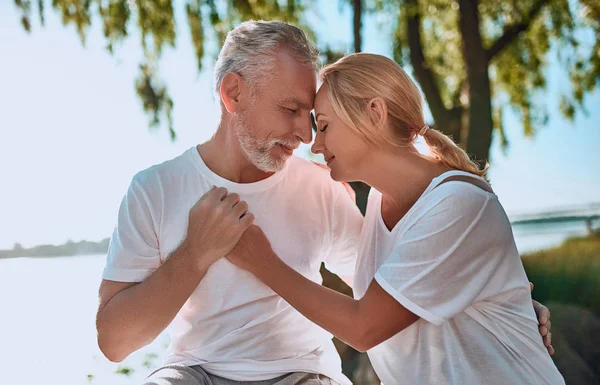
[524,232,600,316]
[13,0,314,140]
[392,0,600,158]
[12,0,599,161]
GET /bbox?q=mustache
[272,139,300,150]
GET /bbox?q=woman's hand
[226,225,275,276]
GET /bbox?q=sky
[0,2,599,249]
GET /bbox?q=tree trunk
[439,106,465,147]
[405,0,463,145]
[458,0,494,165]
[352,0,362,53]
[349,0,371,214]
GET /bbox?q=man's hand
[531,282,554,355]
[96,186,254,363]
[226,225,275,276]
[183,187,255,270]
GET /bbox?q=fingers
[233,200,249,218]
[539,308,551,326]
[239,212,255,228]
[541,320,551,334]
[530,282,534,292]
[223,193,241,207]
[210,187,228,201]
[532,299,550,325]
[199,185,217,200]
[547,345,555,355]
[204,187,252,227]
[543,331,552,347]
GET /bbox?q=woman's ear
[220,72,244,113]
[368,97,388,129]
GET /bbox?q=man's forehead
[313,85,329,106]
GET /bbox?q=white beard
[235,113,297,172]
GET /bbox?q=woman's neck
[359,149,450,230]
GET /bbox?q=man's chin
[253,154,288,173]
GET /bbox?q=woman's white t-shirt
[353,171,564,385]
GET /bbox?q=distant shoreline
[0,238,110,259]
[0,253,106,260]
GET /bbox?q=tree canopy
[13,0,600,162]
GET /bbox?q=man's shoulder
[287,156,337,184]
[131,147,196,191]
[286,156,356,202]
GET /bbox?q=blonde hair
[320,53,486,177]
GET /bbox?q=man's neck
[198,120,275,184]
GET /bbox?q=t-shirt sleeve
[323,184,364,288]
[374,184,501,326]
[102,177,161,282]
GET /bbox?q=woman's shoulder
[432,178,494,199]
[414,178,496,221]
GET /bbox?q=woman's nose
[311,129,324,154]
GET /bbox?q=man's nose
[293,112,314,144]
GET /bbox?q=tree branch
[406,0,450,124]
[486,0,550,61]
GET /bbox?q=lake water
[512,219,594,254]
[0,220,594,385]
[0,254,169,385]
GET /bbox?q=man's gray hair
[214,21,320,96]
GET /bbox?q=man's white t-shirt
[353,171,564,385]
[103,146,363,384]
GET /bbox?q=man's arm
[97,245,210,362]
[96,187,254,362]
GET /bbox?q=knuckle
[190,206,203,217]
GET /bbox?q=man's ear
[220,72,245,113]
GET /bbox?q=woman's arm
[227,225,554,353]
[227,225,419,352]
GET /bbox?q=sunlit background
[1,1,599,384]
